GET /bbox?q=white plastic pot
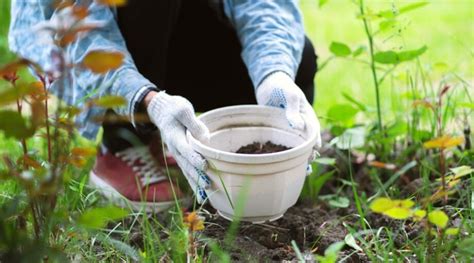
[187,105,318,223]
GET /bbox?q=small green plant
[0,1,132,260]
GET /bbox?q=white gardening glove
[147,91,210,203]
[256,71,322,151]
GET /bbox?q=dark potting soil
[236,141,291,154]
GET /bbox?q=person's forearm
[143,90,159,108]
[223,0,305,88]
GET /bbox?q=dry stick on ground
[37,74,52,163]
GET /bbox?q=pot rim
[187,105,318,164]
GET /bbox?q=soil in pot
[236,141,291,154]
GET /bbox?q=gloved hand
[256,71,322,149]
[146,91,210,203]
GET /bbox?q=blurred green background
[1,0,473,123]
[301,0,473,119]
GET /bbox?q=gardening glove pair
[147,91,211,203]
[256,71,322,159]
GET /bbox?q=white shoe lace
[115,146,167,186]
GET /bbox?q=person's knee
[295,36,317,104]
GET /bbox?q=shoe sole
[89,171,187,213]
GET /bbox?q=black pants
[102,0,318,152]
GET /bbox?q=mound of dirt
[200,202,364,262]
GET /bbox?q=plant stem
[359,0,383,134]
[15,97,28,159]
[348,146,367,230]
[38,75,52,163]
[29,200,41,239]
[437,87,447,203]
[439,149,447,203]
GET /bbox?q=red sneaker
[89,145,186,212]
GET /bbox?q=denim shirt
[8,0,304,140]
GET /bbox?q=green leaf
[331,127,366,150]
[324,241,345,259]
[344,233,363,251]
[96,233,140,261]
[386,121,408,138]
[0,110,35,139]
[370,197,394,213]
[458,102,474,109]
[374,46,427,64]
[314,158,336,166]
[399,1,429,15]
[342,92,367,112]
[327,104,359,124]
[370,198,414,218]
[383,207,411,219]
[329,42,351,57]
[374,51,399,64]
[379,19,397,32]
[0,83,35,106]
[450,166,474,179]
[306,170,334,199]
[316,241,345,263]
[413,209,427,221]
[445,228,460,236]
[328,196,350,208]
[398,46,428,62]
[428,210,449,229]
[78,206,129,229]
[377,1,428,18]
[319,0,329,8]
[352,46,366,57]
[457,236,474,257]
[91,95,126,108]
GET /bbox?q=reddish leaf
[71,147,97,157]
[60,25,99,47]
[97,0,127,7]
[72,5,88,19]
[412,100,434,110]
[69,156,87,168]
[439,85,451,97]
[184,211,205,232]
[82,51,124,74]
[368,161,396,170]
[0,59,30,81]
[21,155,42,169]
[29,81,48,101]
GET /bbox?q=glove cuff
[146,91,171,125]
[257,71,293,91]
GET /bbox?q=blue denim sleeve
[9,0,157,139]
[222,0,305,88]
